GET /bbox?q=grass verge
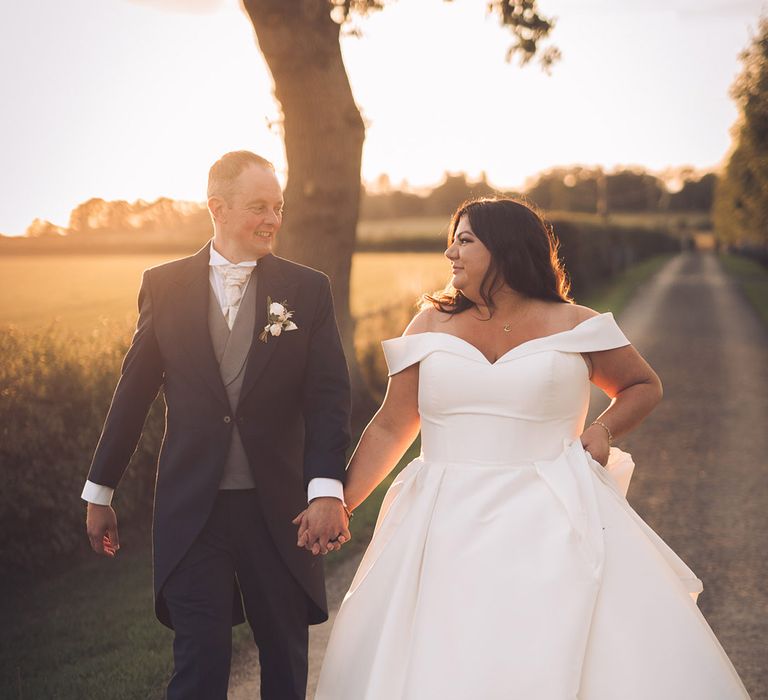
[719,254,768,327]
[578,254,673,315]
[0,537,171,700]
[0,252,674,699]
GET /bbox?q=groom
[82,151,352,699]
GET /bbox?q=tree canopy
[714,17,768,247]
[332,0,560,68]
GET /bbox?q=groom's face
[221,165,284,260]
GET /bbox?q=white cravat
[219,266,252,329]
[209,245,257,328]
[81,243,344,506]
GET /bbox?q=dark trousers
[164,489,308,700]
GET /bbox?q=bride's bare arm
[343,364,421,511]
[341,309,441,511]
[294,312,429,552]
[582,343,663,464]
[294,365,419,553]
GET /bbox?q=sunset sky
[0,0,763,236]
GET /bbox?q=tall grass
[0,321,163,577]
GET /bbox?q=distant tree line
[714,16,768,255]
[361,166,717,219]
[360,173,499,219]
[9,165,714,247]
[23,197,211,246]
[529,168,716,215]
[361,167,715,221]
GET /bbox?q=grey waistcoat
[208,274,258,490]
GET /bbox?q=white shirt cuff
[307,478,344,504]
[81,480,114,506]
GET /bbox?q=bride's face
[445,215,492,299]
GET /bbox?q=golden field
[0,252,451,332]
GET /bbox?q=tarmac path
[230,251,768,699]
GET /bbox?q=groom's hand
[293,498,351,556]
[86,503,120,557]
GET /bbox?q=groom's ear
[207,195,228,224]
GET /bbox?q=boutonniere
[259,296,298,342]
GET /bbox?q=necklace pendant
[503,323,512,332]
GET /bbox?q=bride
[308,198,750,699]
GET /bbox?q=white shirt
[81,243,344,506]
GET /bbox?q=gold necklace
[474,306,528,333]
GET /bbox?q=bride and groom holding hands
[83,151,750,699]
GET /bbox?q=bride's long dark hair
[423,197,572,314]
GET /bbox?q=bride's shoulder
[568,304,602,326]
[403,305,453,337]
[537,302,601,331]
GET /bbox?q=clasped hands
[293,497,351,556]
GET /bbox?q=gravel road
[590,251,768,699]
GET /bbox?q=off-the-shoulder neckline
[389,312,613,366]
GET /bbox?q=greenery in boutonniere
[259,296,298,342]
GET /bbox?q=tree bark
[242,0,377,428]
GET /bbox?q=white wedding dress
[315,314,750,699]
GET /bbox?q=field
[0,252,451,332]
[356,211,709,246]
[357,216,450,244]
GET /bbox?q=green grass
[0,252,673,699]
[719,254,768,327]
[578,254,674,315]
[0,540,172,700]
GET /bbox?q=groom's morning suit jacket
[87,243,351,628]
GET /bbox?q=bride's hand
[292,509,309,547]
[580,424,610,466]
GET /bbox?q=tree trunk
[242,0,377,429]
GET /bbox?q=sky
[0,0,764,236]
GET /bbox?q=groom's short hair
[207,151,275,202]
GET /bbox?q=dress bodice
[382,313,630,464]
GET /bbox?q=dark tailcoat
[87,243,351,628]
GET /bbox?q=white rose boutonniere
[259,296,298,343]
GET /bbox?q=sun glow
[0,0,760,235]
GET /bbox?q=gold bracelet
[590,419,613,444]
[343,504,354,521]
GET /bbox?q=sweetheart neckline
[408,313,609,366]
